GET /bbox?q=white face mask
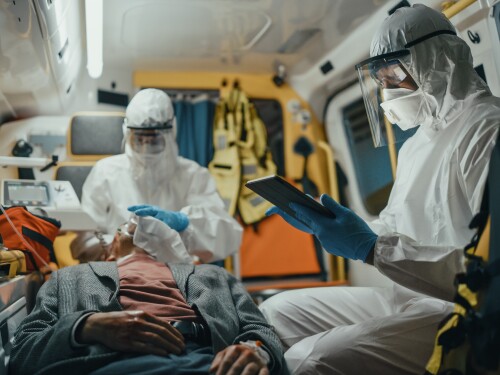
[380,87,431,131]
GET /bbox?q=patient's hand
[76,310,185,356]
[209,344,269,375]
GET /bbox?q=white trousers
[259,286,452,375]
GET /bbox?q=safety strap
[21,226,57,263]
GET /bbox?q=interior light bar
[85,0,103,79]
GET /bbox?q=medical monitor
[2,180,50,207]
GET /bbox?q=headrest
[68,112,125,159]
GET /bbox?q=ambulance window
[342,98,393,215]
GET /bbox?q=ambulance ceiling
[103,0,391,74]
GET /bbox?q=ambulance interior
[0,0,499,370]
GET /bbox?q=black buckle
[171,321,211,346]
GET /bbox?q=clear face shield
[125,120,174,155]
[356,50,420,147]
[356,29,458,147]
[129,129,168,154]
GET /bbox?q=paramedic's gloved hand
[128,205,189,232]
[265,206,313,234]
[290,194,378,262]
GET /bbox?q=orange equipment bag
[0,206,61,271]
[240,213,321,278]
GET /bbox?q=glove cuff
[355,234,378,262]
[176,212,190,232]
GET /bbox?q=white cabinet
[34,0,82,103]
[451,3,500,96]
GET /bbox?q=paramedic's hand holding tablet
[266,194,378,262]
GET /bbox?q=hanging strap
[21,226,57,263]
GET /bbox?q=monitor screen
[5,182,50,206]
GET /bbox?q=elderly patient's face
[106,222,137,261]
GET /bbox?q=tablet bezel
[245,175,335,219]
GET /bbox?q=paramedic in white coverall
[261,4,500,374]
[79,89,242,263]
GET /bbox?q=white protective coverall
[80,89,242,263]
[260,5,500,374]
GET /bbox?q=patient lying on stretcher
[10,214,288,375]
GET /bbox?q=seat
[54,162,94,201]
[53,112,125,268]
[67,112,125,161]
[51,162,95,268]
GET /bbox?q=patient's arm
[223,271,288,375]
[76,310,185,356]
[9,271,101,375]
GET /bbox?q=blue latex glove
[128,205,189,232]
[265,206,313,234]
[289,194,378,262]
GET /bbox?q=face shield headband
[355,29,456,147]
[125,119,174,131]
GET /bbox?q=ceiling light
[85,0,103,79]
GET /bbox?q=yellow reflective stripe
[425,313,461,374]
[251,106,268,158]
[457,284,478,308]
[475,218,490,261]
[452,302,467,317]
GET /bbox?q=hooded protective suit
[80,89,242,263]
[260,5,500,374]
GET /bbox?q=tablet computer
[245,175,335,219]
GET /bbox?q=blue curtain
[174,100,215,167]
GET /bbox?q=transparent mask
[117,217,137,238]
[355,50,420,147]
[128,129,169,155]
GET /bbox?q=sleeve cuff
[70,312,96,348]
